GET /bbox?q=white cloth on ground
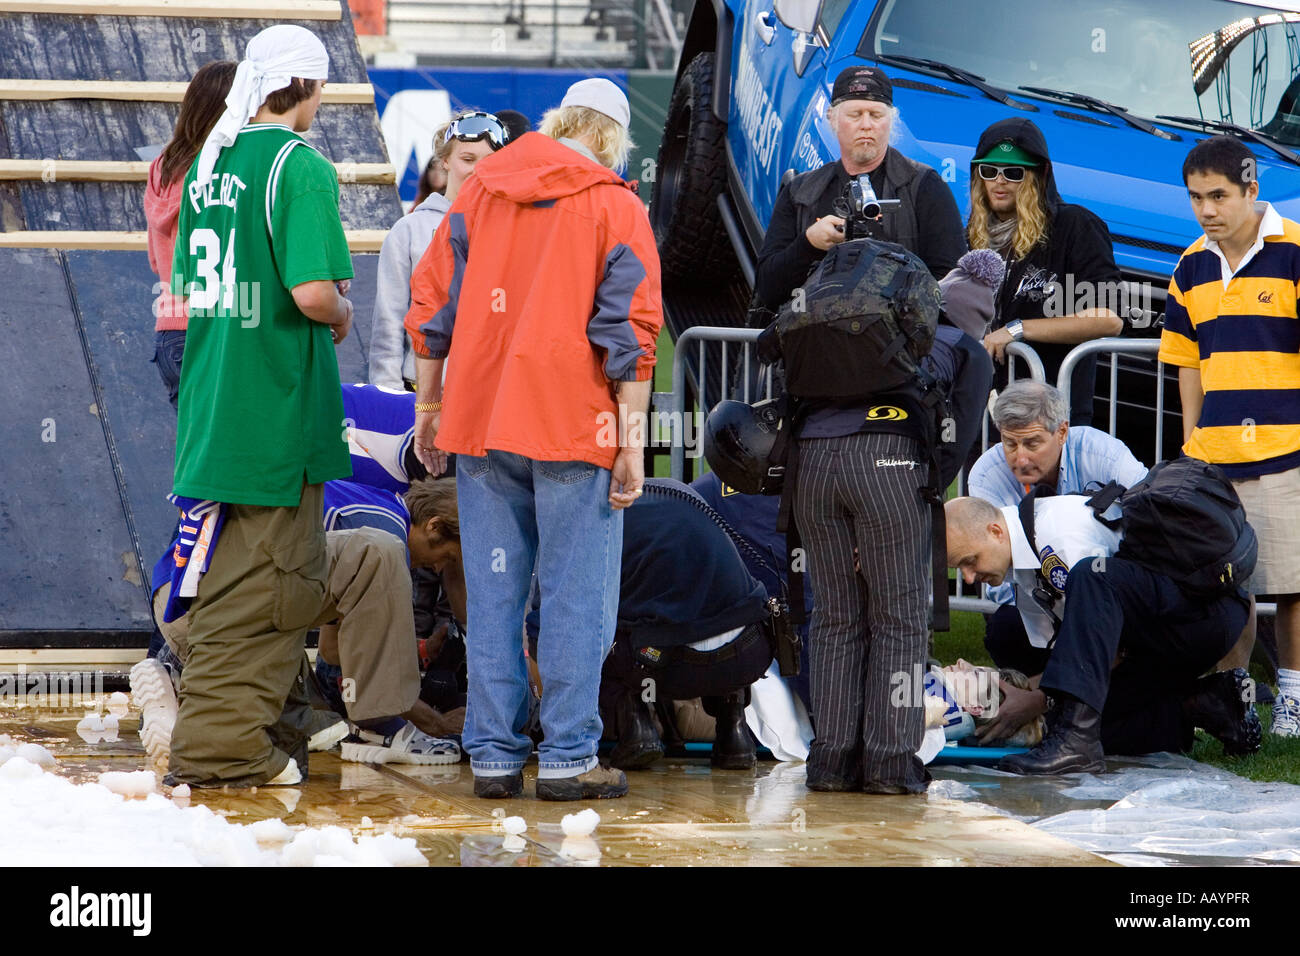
[744,663,814,761]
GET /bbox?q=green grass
[1192,703,1300,783]
[654,324,675,394]
[653,326,676,478]
[933,611,995,667]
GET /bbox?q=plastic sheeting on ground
[932,752,1300,865]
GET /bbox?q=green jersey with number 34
[171,123,353,505]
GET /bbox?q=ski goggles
[444,111,509,151]
[976,163,1028,183]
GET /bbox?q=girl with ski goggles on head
[444,111,510,151]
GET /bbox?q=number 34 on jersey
[182,172,260,326]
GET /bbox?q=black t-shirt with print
[991,203,1121,425]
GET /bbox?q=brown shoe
[535,762,629,801]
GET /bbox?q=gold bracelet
[414,401,443,412]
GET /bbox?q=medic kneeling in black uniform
[594,478,782,771]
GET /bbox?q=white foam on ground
[560,808,599,836]
[559,834,601,863]
[249,818,294,845]
[502,833,527,852]
[0,756,428,867]
[502,815,527,835]
[98,770,157,798]
[106,692,130,717]
[77,714,122,745]
[15,743,55,767]
[77,716,108,745]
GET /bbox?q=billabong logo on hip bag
[865,405,908,421]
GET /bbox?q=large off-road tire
[651,52,740,285]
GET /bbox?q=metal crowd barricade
[1057,337,1276,622]
[667,328,1047,487]
[1057,337,1165,463]
[668,326,770,481]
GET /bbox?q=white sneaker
[307,716,349,752]
[267,757,302,786]
[1271,692,1300,738]
[130,658,178,771]
[340,721,461,765]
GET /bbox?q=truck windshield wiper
[876,54,1038,112]
[1019,86,1181,141]
[1156,114,1300,167]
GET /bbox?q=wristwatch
[1006,319,1025,341]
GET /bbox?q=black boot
[710,690,756,770]
[998,696,1105,775]
[608,689,664,770]
[1183,668,1263,756]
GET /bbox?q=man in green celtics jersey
[167,25,354,787]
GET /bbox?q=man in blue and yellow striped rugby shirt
[1160,134,1300,738]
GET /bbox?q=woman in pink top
[145,61,237,410]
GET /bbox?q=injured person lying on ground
[925,660,1046,748]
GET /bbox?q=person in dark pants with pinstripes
[752,70,967,790]
[794,401,933,793]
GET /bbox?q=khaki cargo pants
[169,482,327,787]
[311,526,421,721]
[159,525,421,760]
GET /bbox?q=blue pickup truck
[650,0,1300,461]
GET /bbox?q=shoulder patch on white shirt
[1039,545,1070,594]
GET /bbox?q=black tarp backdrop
[0,6,402,233]
[0,247,152,639]
[0,249,379,645]
[0,1,395,646]
[4,100,396,232]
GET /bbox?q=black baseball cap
[831,66,893,107]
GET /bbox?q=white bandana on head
[194,24,330,189]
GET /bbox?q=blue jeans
[456,450,622,779]
[151,329,186,411]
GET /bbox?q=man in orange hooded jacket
[405,79,663,801]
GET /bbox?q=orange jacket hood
[472,131,633,204]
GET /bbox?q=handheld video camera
[836,173,902,241]
[765,596,802,677]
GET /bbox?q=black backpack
[1022,457,1257,600]
[755,238,952,630]
[768,237,940,400]
[1109,457,1257,596]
